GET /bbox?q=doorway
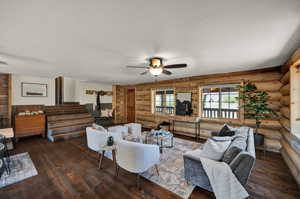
[127,88,135,123]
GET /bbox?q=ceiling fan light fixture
[149,66,163,76]
[150,57,162,67]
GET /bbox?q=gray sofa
[183,126,256,192]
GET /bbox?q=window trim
[199,82,243,122]
[152,88,175,115]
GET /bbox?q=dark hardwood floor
[1,135,300,199]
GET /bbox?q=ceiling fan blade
[162,69,172,75]
[126,66,148,68]
[164,64,187,69]
[0,60,8,65]
[140,71,148,75]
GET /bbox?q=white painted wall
[64,77,77,102]
[75,81,112,109]
[11,74,112,107]
[12,74,55,105]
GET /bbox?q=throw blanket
[200,157,249,199]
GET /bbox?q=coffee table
[145,129,173,153]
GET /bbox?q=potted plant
[237,81,277,146]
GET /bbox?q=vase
[254,132,264,146]
[107,136,114,146]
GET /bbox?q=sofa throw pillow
[200,138,232,161]
[219,124,235,136]
[92,123,107,132]
[101,110,109,117]
[222,136,247,164]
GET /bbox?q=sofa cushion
[222,135,247,164]
[200,138,232,161]
[219,124,235,136]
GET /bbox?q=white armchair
[86,127,122,168]
[108,125,129,138]
[116,140,160,188]
[125,123,142,138]
[86,127,108,152]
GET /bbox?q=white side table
[98,145,117,175]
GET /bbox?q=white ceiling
[0,0,300,84]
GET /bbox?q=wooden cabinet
[15,114,46,140]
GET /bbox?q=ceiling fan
[127,57,187,76]
[0,60,8,65]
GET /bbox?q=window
[154,89,175,114]
[201,84,239,119]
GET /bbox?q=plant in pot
[237,81,277,146]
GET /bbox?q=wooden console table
[15,114,46,142]
[171,120,200,141]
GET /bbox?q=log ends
[280,83,290,96]
[279,117,291,131]
[280,71,290,85]
[280,95,290,106]
[280,107,290,120]
[280,128,300,187]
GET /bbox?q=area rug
[104,136,201,199]
[141,137,201,199]
[0,152,38,188]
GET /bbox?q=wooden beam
[127,66,281,87]
[7,73,12,127]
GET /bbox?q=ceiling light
[149,67,163,76]
[150,57,162,67]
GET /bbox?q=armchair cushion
[125,123,142,137]
[108,125,128,138]
[92,123,107,132]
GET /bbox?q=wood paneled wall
[115,67,283,152]
[280,47,300,187]
[0,73,11,128]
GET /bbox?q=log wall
[280,47,300,187]
[115,67,283,152]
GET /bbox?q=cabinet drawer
[15,114,46,138]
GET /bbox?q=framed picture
[176,92,193,116]
[21,82,48,97]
